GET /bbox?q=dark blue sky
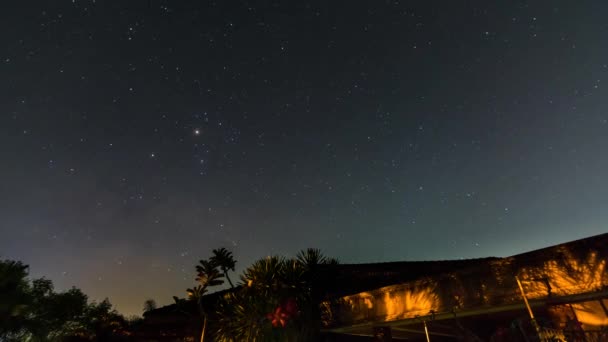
[1,0,607,315]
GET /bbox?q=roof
[510,232,608,263]
[324,232,608,334]
[318,257,499,298]
[144,233,608,325]
[144,287,239,318]
[320,232,608,298]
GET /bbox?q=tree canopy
[0,259,131,342]
[184,248,338,342]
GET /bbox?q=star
[4,0,606,319]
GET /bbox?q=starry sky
[2,0,608,316]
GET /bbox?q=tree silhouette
[0,260,30,339]
[143,299,157,314]
[210,248,237,288]
[215,256,292,341]
[295,248,339,341]
[214,249,338,341]
[1,259,128,341]
[85,298,128,340]
[188,259,224,342]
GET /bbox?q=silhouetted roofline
[509,232,608,258]
[320,233,608,297]
[146,233,608,318]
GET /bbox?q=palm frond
[211,247,237,272]
[195,259,225,288]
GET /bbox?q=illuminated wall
[324,236,608,328]
[333,279,442,325]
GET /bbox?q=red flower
[266,299,299,328]
[267,306,289,327]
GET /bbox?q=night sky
[2,0,608,316]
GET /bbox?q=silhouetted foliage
[0,259,30,339]
[188,257,225,341]
[206,249,338,342]
[210,247,237,288]
[143,299,157,314]
[0,259,130,342]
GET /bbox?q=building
[321,233,608,341]
[139,233,608,341]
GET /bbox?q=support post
[515,276,543,342]
[423,320,431,342]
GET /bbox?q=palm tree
[215,256,294,341]
[194,259,224,288]
[214,251,338,342]
[295,249,339,341]
[188,259,224,342]
[215,290,272,342]
[240,256,290,297]
[210,248,237,288]
[296,248,339,269]
[296,248,326,267]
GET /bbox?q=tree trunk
[226,273,234,288]
[200,315,207,342]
